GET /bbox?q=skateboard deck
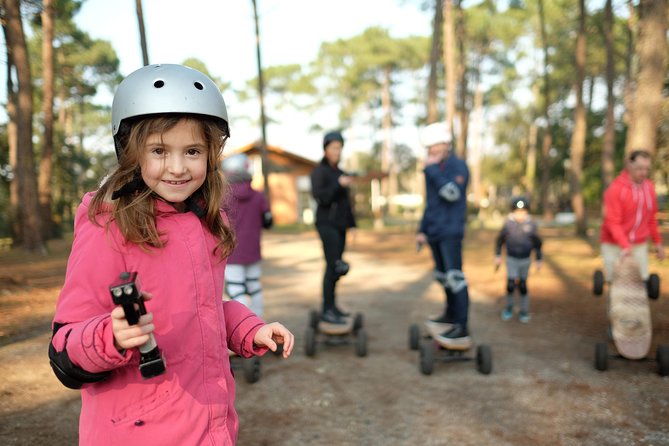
[609,256,652,359]
[424,321,472,351]
[319,315,354,335]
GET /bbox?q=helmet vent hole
[153,80,165,88]
[193,81,204,91]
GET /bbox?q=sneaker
[434,324,472,348]
[501,306,513,322]
[320,309,347,325]
[519,311,530,323]
[425,314,454,331]
[333,306,350,318]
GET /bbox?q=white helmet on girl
[111,64,229,158]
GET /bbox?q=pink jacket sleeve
[51,200,134,373]
[223,299,268,358]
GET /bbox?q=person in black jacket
[310,130,356,325]
[494,196,543,323]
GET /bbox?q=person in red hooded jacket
[600,150,665,285]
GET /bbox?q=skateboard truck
[110,272,166,379]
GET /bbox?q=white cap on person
[420,122,452,148]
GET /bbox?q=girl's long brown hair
[89,114,235,259]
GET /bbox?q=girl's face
[140,118,209,210]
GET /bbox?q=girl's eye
[187,147,203,156]
[150,147,165,155]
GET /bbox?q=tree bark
[569,0,587,236]
[455,0,467,159]
[3,0,46,253]
[625,0,667,156]
[427,0,443,123]
[39,0,56,239]
[602,0,616,190]
[135,0,150,65]
[4,41,19,239]
[443,0,456,145]
[381,65,394,223]
[538,0,553,219]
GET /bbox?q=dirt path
[1,227,668,445]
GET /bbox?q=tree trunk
[442,0,456,144]
[602,0,616,190]
[39,0,56,239]
[622,1,636,144]
[381,66,394,223]
[569,0,587,236]
[625,0,667,156]
[469,80,483,210]
[4,44,20,240]
[538,0,553,219]
[135,0,150,65]
[427,0,443,123]
[526,122,538,198]
[455,0,467,159]
[252,0,272,203]
[3,0,46,253]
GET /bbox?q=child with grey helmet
[48,64,294,445]
[221,153,273,317]
[494,196,543,323]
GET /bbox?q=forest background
[0,0,668,253]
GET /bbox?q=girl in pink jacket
[48,64,294,446]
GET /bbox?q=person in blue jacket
[415,122,471,347]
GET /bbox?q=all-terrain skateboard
[592,256,668,376]
[304,310,367,357]
[408,321,492,375]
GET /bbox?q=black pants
[316,224,347,312]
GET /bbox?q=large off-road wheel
[408,324,420,351]
[308,309,320,330]
[595,342,608,371]
[419,340,434,375]
[243,356,261,384]
[647,274,660,301]
[305,327,317,357]
[355,328,368,357]
[593,270,604,296]
[353,313,364,333]
[476,344,493,375]
[656,345,669,377]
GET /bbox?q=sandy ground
[1,226,668,445]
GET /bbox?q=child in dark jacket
[495,196,543,323]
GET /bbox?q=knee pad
[225,281,247,300]
[334,259,350,277]
[446,269,467,293]
[507,278,515,294]
[433,270,447,286]
[518,279,527,295]
[245,277,262,295]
